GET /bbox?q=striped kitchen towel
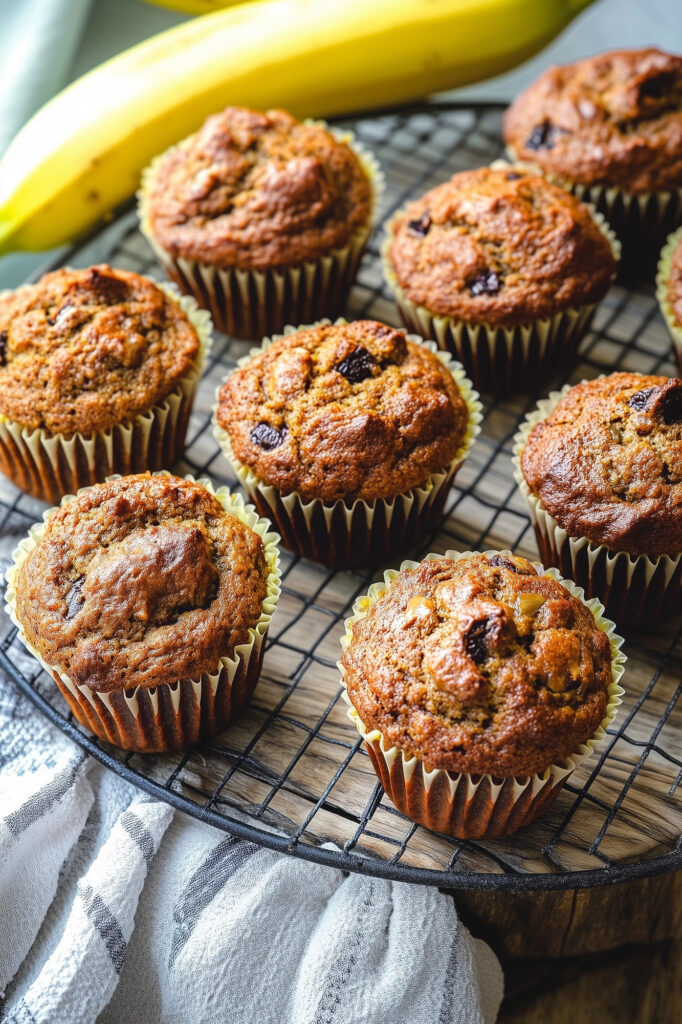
[0,643,503,1024]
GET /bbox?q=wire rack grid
[1,102,682,892]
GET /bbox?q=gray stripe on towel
[169,836,258,968]
[80,884,127,975]
[4,755,84,838]
[120,809,156,867]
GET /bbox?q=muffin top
[667,231,682,327]
[503,48,682,194]
[340,553,612,776]
[145,107,373,270]
[521,373,682,557]
[13,474,269,692]
[0,265,200,438]
[216,320,470,503]
[387,166,616,326]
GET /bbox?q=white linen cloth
[0,637,503,1023]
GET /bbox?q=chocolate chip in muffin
[336,346,378,383]
[250,422,287,451]
[628,379,682,423]
[524,119,566,151]
[505,171,523,181]
[467,270,501,296]
[627,386,657,410]
[488,554,533,574]
[407,213,432,237]
[639,70,674,102]
[65,576,85,620]
[463,618,494,664]
[0,331,7,367]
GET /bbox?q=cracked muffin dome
[215,319,470,504]
[520,373,682,558]
[503,48,682,194]
[0,264,200,437]
[12,473,269,693]
[386,165,616,327]
[143,106,373,270]
[340,552,613,777]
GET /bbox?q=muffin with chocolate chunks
[214,318,481,567]
[7,472,281,752]
[516,372,682,626]
[382,165,618,396]
[340,551,623,838]
[0,264,210,503]
[504,48,682,278]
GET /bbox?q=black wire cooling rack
[2,102,682,892]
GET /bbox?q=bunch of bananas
[0,0,593,254]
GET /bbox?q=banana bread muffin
[341,553,613,776]
[140,106,381,338]
[339,550,623,838]
[504,49,682,195]
[520,373,682,557]
[8,473,281,751]
[214,319,481,567]
[382,165,618,395]
[503,48,682,278]
[516,373,682,626]
[0,265,209,503]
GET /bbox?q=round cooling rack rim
[3,99,682,891]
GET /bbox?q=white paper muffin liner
[5,473,281,753]
[656,226,682,372]
[506,146,682,281]
[381,169,620,398]
[0,281,212,505]
[138,122,385,340]
[212,319,482,568]
[513,384,682,628]
[338,549,625,840]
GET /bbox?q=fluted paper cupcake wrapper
[656,226,682,373]
[513,385,682,628]
[0,282,212,505]
[338,549,624,840]
[506,147,682,282]
[212,320,482,568]
[138,123,385,340]
[381,176,620,398]
[5,473,282,753]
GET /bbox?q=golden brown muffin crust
[388,166,616,326]
[503,48,682,193]
[340,553,612,776]
[0,265,200,438]
[146,107,372,270]
[216,320,469,503]
[14,474,268,693]
[668,232,682,327]
[521,372,682,557]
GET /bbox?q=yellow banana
[141,0,245,12]
[0,0,593,255]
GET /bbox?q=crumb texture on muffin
[503,48,682,193]
[521,372,682,557]
[217,320,469,503]
[341,553,612,776]
[146,107,372,269]
[0,265,200,437]
[388,166,616,325]
[13,474,268,692]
